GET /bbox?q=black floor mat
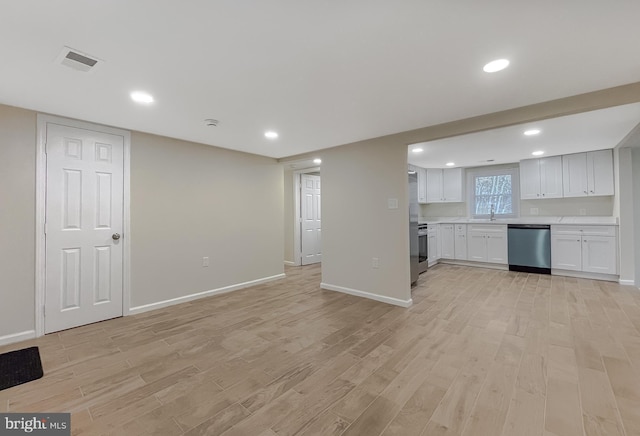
[0,346,44,391]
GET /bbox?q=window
[468,167,519,219]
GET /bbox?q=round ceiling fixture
[130,91,154,104]
[524,129,541,136]
[532,150,545,156]
[446,162,455,167]
[313,158,322,164]
[483,59,510,73]
[204,119,219,127]
[265,131,279,139]
[411,147,424,153]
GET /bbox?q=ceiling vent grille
[56,46,102,73]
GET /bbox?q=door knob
[112,233,121,240]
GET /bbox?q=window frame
[467,166,520,219]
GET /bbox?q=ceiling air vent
[56,46,102,73]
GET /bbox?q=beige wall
[0,105,37,338]
[633,148,640,286]
[0,103,284,340]
[130,132,284,308]
[321,139,411,304]
[617,147,635,282]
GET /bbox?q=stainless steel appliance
[418,224,429,274]
[409,171,419,285]
[507,224,551,274]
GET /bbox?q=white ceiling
[1,1,640,159]
[407,103,640,168]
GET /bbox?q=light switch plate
[387,198,398,209]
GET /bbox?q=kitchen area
[408,103,640,285]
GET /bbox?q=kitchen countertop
[419,216,618,226]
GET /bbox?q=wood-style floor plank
[1,263,640,435]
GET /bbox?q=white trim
[320,282,413,308]
[618,279,636,286]
[0,330,36,347]
[284,261,297,266]
[551,269,619,282]
[437,259,509,271]
[467,166,520,219]
[128,273,286,315]
[35,114,131,336]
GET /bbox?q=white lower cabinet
[454,224,467,260]
[440,224,455,259]
[551,226,617,275]
[467,225,507,264]
[427,226,438,266]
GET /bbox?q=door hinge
[43,306,46,317]
[44,222,47,234]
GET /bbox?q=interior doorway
[36,115,131,335]
[293,169,322,265]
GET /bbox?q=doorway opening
[293,169,321,265]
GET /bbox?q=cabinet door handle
[542,193,545,196]
[583,190,588,194]
[590,190,594,193]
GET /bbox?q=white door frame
[292,167,320,266]
[35,114,131,337]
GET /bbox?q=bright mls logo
[0,414,70,435]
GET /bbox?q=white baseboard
[551,269,619,283]
[0,330,36,347]
[320,282,412,308]
[619,279,636,286]
[284,261,297,266]
[128,273,286,316]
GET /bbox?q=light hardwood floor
[2,264,640,435]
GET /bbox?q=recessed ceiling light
[264,131,278,139]
[532,151,545,156]
[130,91,154,104]
[524,129,541,136]
[483,59,510,73]
[411,147,424,153]
[446,162,455,167]
[313,158,322,164]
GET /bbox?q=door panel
[582,236,617,274]
[562,153,588,197]
[301,174,321,265]
[45,123,124,333]
[551,235,582,271]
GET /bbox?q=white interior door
[45,122,124,333]
[300,174,321,265]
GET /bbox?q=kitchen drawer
[467,224,507,234]
[551,225,616,237]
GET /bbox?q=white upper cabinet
[426,168,464,203]
[562,150,614,197]
[519,156,563,200]
[417,167,427,204]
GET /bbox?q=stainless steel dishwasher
[507,224,551,274]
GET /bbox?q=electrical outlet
[202,257,209,267]
[372,257,380,269]
[579,208,586,216]
[530,207,539,215]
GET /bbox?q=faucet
[490,204,495,221]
